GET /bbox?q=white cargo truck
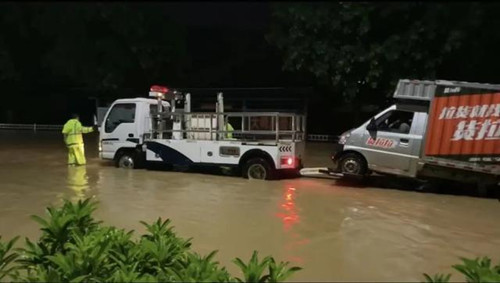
[329,79,500,190]
[98,85,306,180]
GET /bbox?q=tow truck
[98,85,306,180]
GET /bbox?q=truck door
[362,109,419,175]
[100,103,138,159]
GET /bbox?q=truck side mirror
[366,118,377,132]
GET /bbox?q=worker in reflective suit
[62,114,95,166]
[225,122,234,139]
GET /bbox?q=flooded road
[1,130,500,281]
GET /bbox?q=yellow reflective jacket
[225,123,234,139]
[62,119,93,146]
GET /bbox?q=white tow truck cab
[99,85,306,180]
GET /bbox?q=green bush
[0,198,301,282]
[424,257,500,283]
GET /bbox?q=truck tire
[339,153,367,176]
[116,151,136,169]
[243,158,274,180]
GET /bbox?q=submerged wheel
[339,153,367,176]
[116,152,136,169]
[476,182,496,198]
[243,158,274,180]
[221,166,235,176]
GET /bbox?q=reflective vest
[225,123,234,139]
[62,119,93,146]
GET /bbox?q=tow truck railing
[149,111,306,143]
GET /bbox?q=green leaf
[422,273,451,283]
[30,215,49,228]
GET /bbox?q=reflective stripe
[67,143,82,147]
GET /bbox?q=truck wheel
[243,158,274,180]
[116,152,136,169]
[339,153,367,176]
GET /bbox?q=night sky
[162,2,270,29]
[160,2,306,88]
[123,2,306,88]
[0,2,314,127]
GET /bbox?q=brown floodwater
[1,130,500,281]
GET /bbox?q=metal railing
[0,123,62,132]
[151,111,306,143]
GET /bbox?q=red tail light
[281,157,294,166]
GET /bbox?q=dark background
[1,2,499,135]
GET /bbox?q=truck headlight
[338,131,351,145]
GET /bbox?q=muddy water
[1,131,500,281]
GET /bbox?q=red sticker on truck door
[366,137,397,148]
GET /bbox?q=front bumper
[330,143,345,172]
[297,157,304,170]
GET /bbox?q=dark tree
[267,2,496,103]
[0,3,188,90]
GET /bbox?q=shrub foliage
[0,198,301,282]
[423,257,500,283]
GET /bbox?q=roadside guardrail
[0,123,63,132]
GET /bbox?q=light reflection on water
[66,166,90,202]
[276,185,310,266]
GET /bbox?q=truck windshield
[376,110,414,134]
[105,103,136,133]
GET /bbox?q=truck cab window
[105,103,136,133]
[150,105,158,116]
[150,103,173,138]
[376,110,414,134]
[149,103,170,116]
